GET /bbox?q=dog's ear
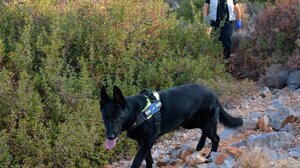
[100,86,109,105]
[113,86,126,108]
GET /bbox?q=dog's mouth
[104,138,116,150]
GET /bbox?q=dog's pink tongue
[105,139,116,150]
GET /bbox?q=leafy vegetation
[231,0,300,79]
[0,0,240,167]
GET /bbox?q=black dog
[100,84,243,168]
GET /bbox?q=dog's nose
[107,133,116,140]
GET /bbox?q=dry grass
[235,147,269,168]
[220,79,258,110]
[235,147,300,168]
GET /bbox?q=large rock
[242,118,258,130]
[267,106,296,130]
[249,111,264,119]
[166,0,179,10]
[288,145,300,159]
[259,86,272,98]
[292,104,300,114]
[233,132,295,150]
[268,98,285,109]
[294,88,300,95]
[219,128,237,140]
[287,70,300,91]
[266,99,297,130]
[264,70,289,89]
[288,151,300,159]
[259,64,289,89]
[261,147,287,160]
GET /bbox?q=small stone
[223,155,236,168]
[257,115,272,132]
[169,149,180,159]
[281,115,298,128]
[215,153,228,165]
[180,146,194,161]
[197,163,209,168]
[156,157,169,167]
[226,146,243,158]
[169,158,183,166]
[186,153,208,167]
[294,88,300,95]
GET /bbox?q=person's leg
[220,22,233,59]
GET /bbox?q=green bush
[231,0,300,79]
[175,0,204,21]
[0,0,235,167]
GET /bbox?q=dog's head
[100,86,128,150]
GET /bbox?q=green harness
[129,89,162,138]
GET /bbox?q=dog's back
[157,84,223,133]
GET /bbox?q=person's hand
[204,16,211,25]
[235,20,242,29]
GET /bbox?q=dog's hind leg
[206,121,220,158]
[196,132,207,151]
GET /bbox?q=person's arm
[202,3,209,17]
[234,3,242,29]
[234,4,241,21]
[203,1,210,25]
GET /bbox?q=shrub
[175,0,204,21]
[231,0,300,80]
[286,48,300,71]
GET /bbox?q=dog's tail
[218,101,243,128]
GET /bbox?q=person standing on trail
[203,0,242,59]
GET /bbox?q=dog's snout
[107,133,116,140]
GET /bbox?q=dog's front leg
[131,140,154,168]
[145,151,153,168]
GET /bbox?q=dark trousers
[211,21,233,59]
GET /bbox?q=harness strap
[153,112,161,137]
[129,89,162,138]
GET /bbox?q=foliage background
[230,0,300,80]
[0,0,240,167]
[3,0,295,166]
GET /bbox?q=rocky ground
[107,86,300,168]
